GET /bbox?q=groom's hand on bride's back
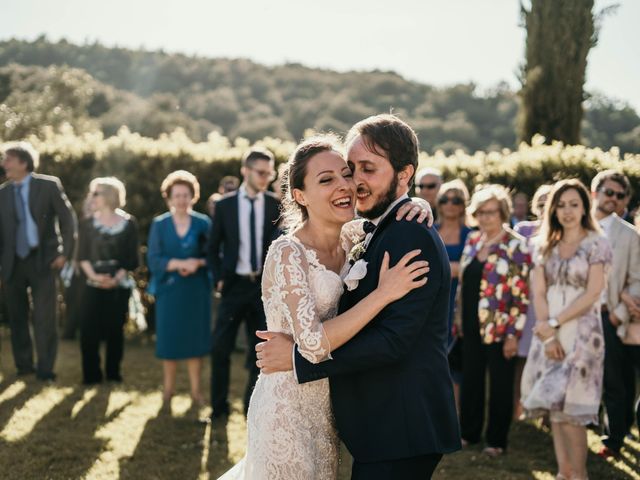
[255,331,294,374]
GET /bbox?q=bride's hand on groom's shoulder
[255,331,294,374]
[396,199,433,227]
[377,250,429,303]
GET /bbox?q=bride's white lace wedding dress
[219,226,362,480]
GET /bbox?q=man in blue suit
[257,114,460,479]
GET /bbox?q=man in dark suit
[257,115,460,479]
[0,142,77,381]
[208,148,280,417]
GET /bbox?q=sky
[3,0,639,110]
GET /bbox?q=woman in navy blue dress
[434,179,472,409]
[147,170,212,409]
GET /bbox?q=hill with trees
[0,36,638,153]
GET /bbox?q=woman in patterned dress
[521,179,612,480]
[456,184,530,456]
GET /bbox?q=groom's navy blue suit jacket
[294,198,461,463]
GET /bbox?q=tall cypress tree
[517,0,597,145]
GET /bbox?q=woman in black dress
[77,177,139,384]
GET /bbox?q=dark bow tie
[363,221,376,234]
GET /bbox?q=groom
[257,114,461,479]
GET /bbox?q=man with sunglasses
[591,169,640,459]
[208,148,280,419]
[415,167,442,223]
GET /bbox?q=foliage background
[0,37,639,155]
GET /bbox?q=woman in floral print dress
[521,179,611,480]
[457,185,530,456]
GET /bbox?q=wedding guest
[415,167,442,222]
[521,179,611,480]
[457,184,530,456]
[77,177,139,384]
[434,179,472,408]
[147,170,212,408]
[512,184,553,418]
[219,175,240,195]
[0,142,77,381]
[510,192,529,227]
[208,148,281,418]
[590,170,640,459]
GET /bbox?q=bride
[219,135,431,479]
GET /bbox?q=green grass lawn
[0,328,638,479]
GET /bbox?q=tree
[517,0,603,145]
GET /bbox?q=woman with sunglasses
[434,179,473,408]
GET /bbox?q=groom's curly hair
[345,114,419,186]
[281,134,344,231]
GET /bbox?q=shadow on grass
[0,381,45,432]
[435,421,637,480]
[122,411,209,480]
[0,386,113,480]
[208,416,234,477]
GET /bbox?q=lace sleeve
[264,238,332,364]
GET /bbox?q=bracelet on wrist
[543,336,556,345]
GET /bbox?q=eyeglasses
[417,182,439,190]
[474,208,501,217]
[438,196,464,206]
[600,188,627,200]
[250,167,276,180]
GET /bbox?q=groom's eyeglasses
[599,188,627,200]
[438,196,464,206]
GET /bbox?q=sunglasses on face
[417,182,439,190]
[438,196,464,206]
[600,188,627,200]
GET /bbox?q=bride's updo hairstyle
[281,134,344,232]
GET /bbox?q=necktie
[247,197,258,272]
[14,184,30,258]
[363,221,376,234]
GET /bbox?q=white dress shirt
[236,185,265,274]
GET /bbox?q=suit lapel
[608,216,622,250]
[3,186,17,231]
[28,176,41,221]
[225,191,238,244]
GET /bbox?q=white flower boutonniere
[344,230,374,291]
[344,259,368,291]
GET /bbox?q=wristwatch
[548,317,560,329]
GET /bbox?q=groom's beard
[356,174,399,220]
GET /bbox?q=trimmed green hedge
[4,129,639,241]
